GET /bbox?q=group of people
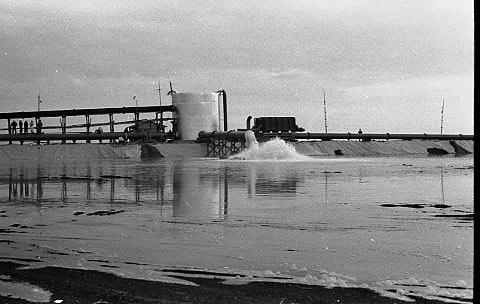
[10,119,42,134]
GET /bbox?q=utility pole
[37,94,41,112]
[37,94,41,125]
[157,82,163,132]
[323,89,328,133]
[133,94,138,129]
[440,98,445,135]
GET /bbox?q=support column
[135,112,139,128]
[85,115,91,143]
[109,113,114,143]
[7,118,12,144]
[61,116,66,144]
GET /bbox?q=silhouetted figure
[10,120,17,133]
[19,120,23,134]
[358,128,363,141]
[29,121,34,133]
[24,120,28,134]
[94,127,103,143]
[36,119,43,134]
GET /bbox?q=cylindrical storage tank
[172,93,219,140]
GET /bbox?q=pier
[0,105,175,144]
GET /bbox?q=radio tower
[440,98,445,134]
[323,89,328,133]
[157,82,163,131]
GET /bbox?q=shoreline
[0,261,457,304]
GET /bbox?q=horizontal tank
[172,93,219,141]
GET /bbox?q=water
[0,141,473,302]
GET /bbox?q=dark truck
[252,117,305,133]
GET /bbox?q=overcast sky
[0,0,474,133]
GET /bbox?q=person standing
[29,120,34,133]
[358,128,363,141]
[37,119,43,134]
[11,120,17,133]
[19,120,23,134]
[24,120,28,134]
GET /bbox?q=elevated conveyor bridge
[1,105,175,144]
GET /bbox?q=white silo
[172,93,219,141]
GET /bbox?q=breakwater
[0,139,473,162]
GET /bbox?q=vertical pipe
[7,118,12,144]
[222,91,227,131]
[246,116,252,129]
[216,90,227,131]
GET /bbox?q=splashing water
[245,130,258,149]
[229,136,310,161]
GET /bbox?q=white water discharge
[230,131,310,161]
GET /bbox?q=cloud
[1,0,473,84]
[0,0,473,133]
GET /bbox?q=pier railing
[1,105,175,144]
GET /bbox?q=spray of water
[229,132,310,161]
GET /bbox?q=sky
[0,0,474,134]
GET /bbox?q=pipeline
[0,132,166,142]
[216,90,227,131]
[198,130,246,141]
[0,105,176,120]
[246,116,252,129]
[198,131,474,141]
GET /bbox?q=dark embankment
[0,261,451,304]
[140,143,164,158]
[294,140,473,156]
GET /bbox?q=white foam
[229,137,311,161]
[0,279,52,303]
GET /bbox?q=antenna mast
[157,82,163,132]
[157,81,162,107]
[440,98,445,134]
[323,89,328,133]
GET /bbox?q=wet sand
[0,261,453,304]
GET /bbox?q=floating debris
[86,209,125,216]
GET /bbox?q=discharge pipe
[197,131,473,141]
[246,116,252,129]
[216,90,227,131]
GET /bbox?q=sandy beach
[1,260,460,304]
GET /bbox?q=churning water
[0,139,473,302]
[229,137,310,161]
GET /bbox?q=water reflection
[245,164,303,198]
[172,163,222,217]
[1,160,308,218]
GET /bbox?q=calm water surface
[0,155,473,301]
